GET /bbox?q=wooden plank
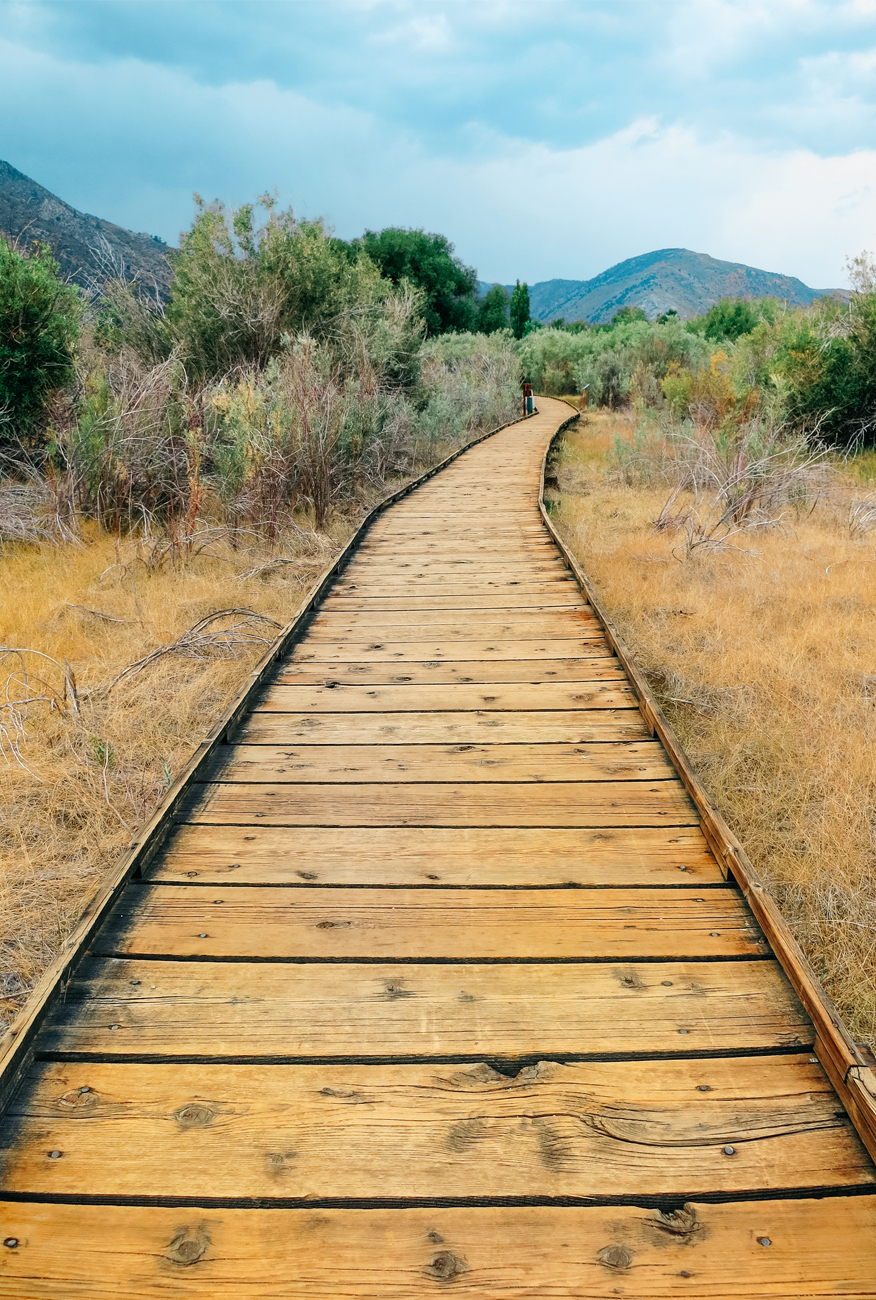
[203,741,677,785]
[342,558,569,574]
[98,884,762,959]
[287,639,612,663]
[1,1197,874,1299]
[178,779,694,828]
[306,615,599,639]
[321,593,587,610]
[365,525,549,540]
[272,657,626,686]
[152,824,722,886]
[254,682,637,713]
[2,1057,869,1199]
[333,578,580,594]
[234,711,647,745]
[42,956,809,1057]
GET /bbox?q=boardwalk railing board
[0,410,535,1117]
[539,401,876,1165]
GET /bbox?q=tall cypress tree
[510,280,530,339]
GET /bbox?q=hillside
[0,159,172,295]
[479,248,842,324]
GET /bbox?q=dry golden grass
[554,409,876,1042]
[0,518,352,1025]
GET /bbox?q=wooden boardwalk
[0,397,875,1296]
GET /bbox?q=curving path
[0,397,874,1296]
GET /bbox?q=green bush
[476,284,510,334]
[356,228,477,336]
[519,317,710,406]
[165,196,385,376]
[0,240,80,448]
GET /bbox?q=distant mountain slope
[478,248,842,324]
[0,159,172,295]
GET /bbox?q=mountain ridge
[478,248,844,324]
[0,159,172,295]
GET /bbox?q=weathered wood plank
[151,824,721,886]
[287,639,613,663]
[272,657,625,686]
[1,1057,868,1199]
[254,682,636,713]
[332,578,579,595]
[342,561,570,578]
[99,884,762,959]
[42,957,809,1057]
[321,593,587,610]
[177,779,694,828]
[234,711,647,745]
[1,1197,874,1299]
[307,612,598,635]
[203,741,676,785]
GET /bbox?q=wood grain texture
[286,639,611,662]
[234,711,647,745]
[42,957,809,1058]
[330,583,581,600]
[99,885,762,959]
[0,1198,874,1299]
[1,1057,868,1199]
[177,779,695,828]
[203,741,677,785]
[306,614,599,638]
[151,824,722,886]
[254,682,636,713]
[272,657,626,685]
[321,593,587,610]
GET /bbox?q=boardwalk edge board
[540,401,876,1164]
[0,410,536,1115]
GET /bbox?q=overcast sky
[2,0,876,287]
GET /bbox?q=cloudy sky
[2,0,876,287]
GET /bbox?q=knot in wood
[164,1229,210,1266]
[173,1103,214,1128]
[425,1249,466,1282]
[648,1204,700,1239]
[597,1244,634,1270]
[59,1088,97,1110]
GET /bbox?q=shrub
[0,240,80,448]
[165,196,385,376]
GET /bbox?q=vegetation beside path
[552,408,876,1042]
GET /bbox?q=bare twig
[66,604,130,625]
[102,608,282,693]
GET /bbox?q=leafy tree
[476,284,510,334]
[165,195,384,376]
[699,297,760,343]
[0,239,80,448]
[657,309,679,325]
[610,305,647,326]
[510,280,531,339]
[356,228,476,336]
